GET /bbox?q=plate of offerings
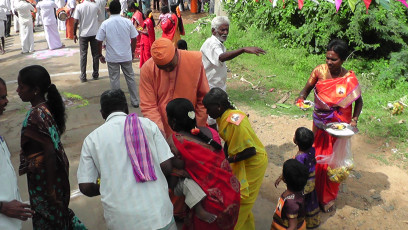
[325,122,358,137]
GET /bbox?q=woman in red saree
[296,39,363,213]
[139,10,155,67]
[161,8,177,43]
[129,2,143,59]
[166,98,240,230]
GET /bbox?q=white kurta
[200,35,228,91]
[0,136,22,230]
[201,35,228,125]
[14,0,34,52]
[77,112,174,230]
[37,0,63,49]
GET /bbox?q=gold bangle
[351,118,358,123]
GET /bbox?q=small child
[156,6,172,26]
[275,127,321,229]
[272,159,309,230]
[0,6,6,54]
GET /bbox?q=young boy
[272,159,309,230]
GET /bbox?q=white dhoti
[14,16,19,32]
[44,24,63,49]
[0,20,5,37]
[19,22,34,52]
[57,19,66,31]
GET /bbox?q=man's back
[73,0,100,37]
[14,1,33,24]
[36,0,58,25]
[78,112,173,230]
[97,14,137,63]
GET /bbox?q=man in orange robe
[140,37,210,221]
[139,37,209,139]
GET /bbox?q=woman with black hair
[139,9,155,67]
[203,87,268,230]
[296,39,363,213]
[166,98,240,230]
[16,65,85,229]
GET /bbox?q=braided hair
[166,98,221,150]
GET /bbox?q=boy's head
[294,127,314,151]
[161,6,169,14]
[177,40,188,50]
[110,0,121,14]
[282,159,309,192]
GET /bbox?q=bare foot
[194,202,217,223]
[0,49,4,55]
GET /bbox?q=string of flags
[250,0,408,12]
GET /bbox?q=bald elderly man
[139,38,210,139]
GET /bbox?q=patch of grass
[63,92,89,108]
[183,20,408,143]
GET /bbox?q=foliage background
[224,0,408,58]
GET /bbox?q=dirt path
[243,105,408,229]
[0,11,407,230]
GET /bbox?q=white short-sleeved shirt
[73,0,100,37]
[13,1,34,25]
[36,0,58,26]
[200,35,228,91]
[96,14,138,63]
[0,136,22,230]
[77,112,174,230]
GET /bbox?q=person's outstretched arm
[219,47,266,62]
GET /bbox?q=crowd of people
[0,1,363,229]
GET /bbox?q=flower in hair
[191,127,200,135]
[187,111,195,120]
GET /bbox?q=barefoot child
[272,159,309,230]
[276,127,321,229]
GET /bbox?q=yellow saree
[217,109,268,230]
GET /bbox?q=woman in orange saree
[296,39,363,213]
